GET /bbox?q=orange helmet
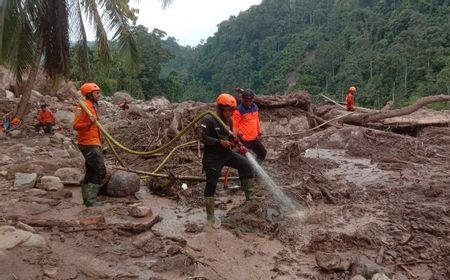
[349,86,357,93]
[80,83,101,96]
[216,93,237,107]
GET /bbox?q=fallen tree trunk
[253,91,311,111]
[342,95,450,125]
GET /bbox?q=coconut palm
[0,0,172,118]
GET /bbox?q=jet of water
[245,153,305,220]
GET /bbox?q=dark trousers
[78,145,106,185]
[35,123,53,133]
[202,150,254,197]
[240,139,267,162]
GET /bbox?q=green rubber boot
[82,183,104,207]
[205,197,221,229]
[241,178,264,202]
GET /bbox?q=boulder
[5,90,15,100]
[128,204,152,218]
[0,155,13,165]
[0,226,47,249]
[38,176,64,191]
[54,168,84,184]
[351,276,367,280]
[351,256,392,279]
[106,171,140,197]
[9,130,21,138]
[14,172,37,190]
[112,91,134,105]
[55,110,75,124]
[148,96,170,107]
[315,251,352,272]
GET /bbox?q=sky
[131,0,263,46]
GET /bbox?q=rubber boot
[205,197,221,229]
[241,178,264,202]
[82,183,104,207]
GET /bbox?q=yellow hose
[78,100,231,156]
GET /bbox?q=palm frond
[101,0,139,73]
[69,0,91,80]
[80,0,111,66]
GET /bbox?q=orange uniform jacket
[233,103,262,141]
[73,100,101,146]
[346,93,355,111]
[38,110,56,125]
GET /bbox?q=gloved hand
[237,144,249,155]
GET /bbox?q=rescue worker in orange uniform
[198,93,263,228]
[233,88,267,162]
[35,104,56,134]
[346,86,357,111]
[74,83,106,207]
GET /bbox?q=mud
[1,95,449,279]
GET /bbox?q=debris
[54,167,84,184]
[0,226,47,249]
[315,251,352,272]
[351,256,392,279]
[371,273,391,280]
[128,204,152,218]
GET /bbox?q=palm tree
[0,0,172,119]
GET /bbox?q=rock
[21,146,36,154]
[372,273,391,280]
[167,246,182,255]
[351,276,367,280]
[9,130,21,138]
[132,232,156,249]
[0,226,47,249]
[49,149,70,158]
[52,132,67,142]
[0,155,13,165]
[38,176,64,191]
[128,204,152,218]
[15,222,36,233]
[112,91,134,104]
[14,172,37,190]
[0,169,7,177]
[5,90,15,100]
[148,96,170,107]
[0,249,40,279]
[151,254,193,273]
[315,251,352,272]
[55,110,75,124]
[43,266,59,278]
[351,255,392,279]
[54,167,84,184]
[106,171,140,197]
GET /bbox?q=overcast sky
[131,0,262,46]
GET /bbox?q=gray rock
[372,273,391,280]
[351,276,367,280]
[351,256,392,279]
[14,172,37,190]
[9,130,21,138]
[50,149,70,158]
[128,204,152,218]
[15,222,36,233]
[54,167,84,184]
[315,251,352,272]
[55,110,75,124]
[151,254,192,273]
[0,226,47,249]
[21,146,36,154]
[106,171,140,197]
[112,91,134,104]
[38,176,64,191]
[0,155,13,165]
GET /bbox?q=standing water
[245,153,306,220]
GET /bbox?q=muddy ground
[0,94,449,280]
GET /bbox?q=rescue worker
[35,104,56,134]
[198,93,263,228]
[233,88,267,162]
[346,86,357,111]
[1,113,11,132]
[74,83,106,207]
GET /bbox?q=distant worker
[198,93,263,228]
[346,86,357,111]
[35,104,56,134]
[74,83,106,207]
[1,113,11,132]
[118,100,129,110]
[233,88,267,162]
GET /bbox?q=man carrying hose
[233,88,267,162]
[74,83,106,207]
[198,93,263,228]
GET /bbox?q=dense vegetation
[71,0,450,108]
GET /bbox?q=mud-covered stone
[128,204,152,218]
[351,275,367,280]
[54,167,84,184]
[14,172,37,190]
[371,273,391,280]
[315,251,352,271]
[151,254,193,272]
[0,226,47,249]
[106,171,140,197]
[38,176,64,191]
[351,256,392,279]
